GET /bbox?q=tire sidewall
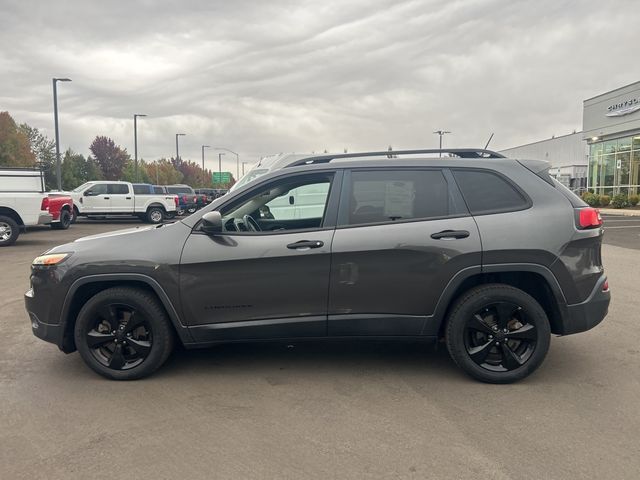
[446,285,551,384]
[52,209,71,230]
[0,215,19,247]
[147,207,164,224]
[74,288,173,380]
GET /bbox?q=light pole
[217,152,225,185]
[242,162,248,176]
[175,133,186,161]
[52,77,71,190]
[433,130,451,157]
[201,145,210,186]
[215,147,239,180]
[133,114,146,182]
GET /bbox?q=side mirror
[84,190,93,196]
[201,211,223,235]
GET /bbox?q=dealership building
[500,80,640,194]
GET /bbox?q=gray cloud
[1,0,638,175]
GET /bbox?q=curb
[599,208,640,217]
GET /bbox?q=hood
[74,224,158,242]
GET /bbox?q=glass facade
[588,134,640,195]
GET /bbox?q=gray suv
[25,149,610,383]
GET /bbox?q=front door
[328,168,481,336]
[82,183,109,213]
[180,171,341,343]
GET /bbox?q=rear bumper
[560,275,610,335]
[37,213,53,225]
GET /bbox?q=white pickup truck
[68,181,178,224]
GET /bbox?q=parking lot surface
[602,214,640,250]
[1,220,639,479]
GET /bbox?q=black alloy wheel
[86,304,153,370]
[75,287,174,380]
[445,284,550,383]
[52,209,71,230]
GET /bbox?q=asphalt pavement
[1,220,639,479]
[602,214,640,250]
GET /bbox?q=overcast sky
[1,0,638,175]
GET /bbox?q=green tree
[19,123,57,189]
[145,158,183,185]
[89,136,129,180]
[0,111,36,167]
[61,149,102,190]
[121,159,152,183]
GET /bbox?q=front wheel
[74,287,174,380]
[445,284,550,384]
[71,206,79,224]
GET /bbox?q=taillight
[181,195,187,203]
[577,207,602,229]
[40,197,50,211]
[602,279,609,292]
[193,196,197,202]
[174,196,179,207]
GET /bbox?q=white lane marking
[604,225,640,229]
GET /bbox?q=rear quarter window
[452,169,530,215]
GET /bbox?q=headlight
[32,253,71,266]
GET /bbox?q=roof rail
[285,148,505,167]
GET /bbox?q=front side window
[219,174,334,233]
[86,184,107,195]
[345,169,451,226]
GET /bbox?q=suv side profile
[25,149,610,383]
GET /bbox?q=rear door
[328,168,481,336]
[108,183,134,213]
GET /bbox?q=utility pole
[217,152,225,186]
[201,145,210,186]
[52,77,71,190]
[133,114,146,182]
[175,133,186,161]
[433,130,451,157]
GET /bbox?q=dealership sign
[606,97,640,117]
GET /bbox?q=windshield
[71,182,94,192]
[231,168,269,191]
[167,186,193,194]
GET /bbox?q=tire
[186,207,197,214]
[445,284,551,384]
[164,211,176,220]
[146,207,164,224]
[74,287,174,380]
[51,209,71,230]
[0,215,20,247]
[71,206,79,224]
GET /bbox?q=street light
[52,77,71,191]
[433,130,451,157]
[242,161,248,176]
[175,133,186,161]
[201,145,210,186]
[215,147,239,180]
[133,114,147,182]
[217,152,225,184]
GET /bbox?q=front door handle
[103,196,110,200]
[126,197,132,200]
[287,240,324,250]
[430,230,470,240]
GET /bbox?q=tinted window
[346,170,451,225]
[167,186,193,194]
[153,186,164,194]
[108,184,129,195]
[133,184,151,195]
[452,169,528,214]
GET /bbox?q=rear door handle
[103,197,110,200]
[126,197,132,200]
[430,230,470,240]
[287,240,324,250]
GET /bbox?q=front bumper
[25,287,66,349]
[561,275,610,335]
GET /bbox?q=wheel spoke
[87,331,116,348]
[123,311,145,334]
[469,314,493,334]
[125,338,151,358]
[495,303,518,329]
[500,343,524,370]
[98,305,119,331]
[507,324,537,342]
[108,344,126,370]
[468,340,494,365]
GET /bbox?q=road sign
[212,171,232,183]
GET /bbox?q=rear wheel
[146,207,164,224]
[0,215,19,247]
[445,284,550,384]
[74,287,174,380]
[51,209,71,230]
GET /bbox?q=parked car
[0,168,73,246]
[230,153,321,192]
[133,183,178,219]
[154,184,198,214]
[195,188,229,204]
[25,148,610,383]
[68,181,178,224]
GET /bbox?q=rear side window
[452,169,529,215]
[108,184,129,195]
[345,169,453,226]
[133,184,151,195]
[167,186,192,194]
[153,186,164,194]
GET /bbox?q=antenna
[484,133,495,150]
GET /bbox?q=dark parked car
[25,148,609,382]
[154,184,198,214]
